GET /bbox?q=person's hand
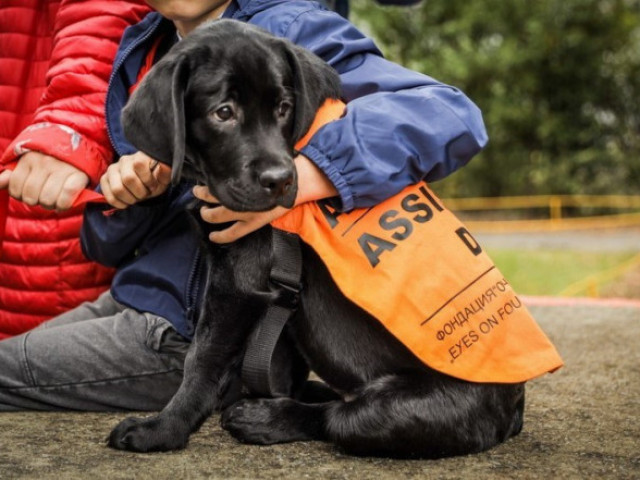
[194,154,338,244]
[100,151,172,209]
[0,151,90,210]
[193,185,290,243]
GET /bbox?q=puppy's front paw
[221,398,323,444]
[107,416,189,452]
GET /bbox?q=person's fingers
[6,161,32,203]
[193,185,290,243]
[208,221,251,244]
[55,172,90,210]
[101,165,135,208]
[3,152,93,209]
[199,204,241,224]
[192,185,219,203]
[198,205,251,243]
[19,168,49,207]
[152,162,172,193]
[35,168,89,210]
[121,152,171,198]
[37,175,64,209]
[120,156,152,200]
[131,156,156,189]
[203,206,290,243]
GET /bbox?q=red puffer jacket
[0,0,151,338]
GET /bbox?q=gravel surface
[1,303,638,480]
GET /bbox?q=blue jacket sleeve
[80,194,173,268]
[280,8,488,211]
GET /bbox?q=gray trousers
[0,291,189,411]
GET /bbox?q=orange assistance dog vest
[273,99,563,384]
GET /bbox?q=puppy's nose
[258,166,294,198]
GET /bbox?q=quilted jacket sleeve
[1,0,151,186]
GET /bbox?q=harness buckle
[271,278,302,310]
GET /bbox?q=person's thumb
[152,162,172,189]
[0,169,11,190]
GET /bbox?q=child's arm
[80,152,173,267]
[275,7,488,211]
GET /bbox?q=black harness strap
[241,229,303,397]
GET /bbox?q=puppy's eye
[277,101,293,118]
[214,105,235,122]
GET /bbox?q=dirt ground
[1,303,638,480]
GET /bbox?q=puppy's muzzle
[259,165,296,207]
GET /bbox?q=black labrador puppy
[108,20,525,458]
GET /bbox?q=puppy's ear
[122,56,189,185]
[281,43,342,142]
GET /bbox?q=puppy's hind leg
[221,396,329,445]
[222,371,524,458]
[324,373,525,459]
[220,344,337,444]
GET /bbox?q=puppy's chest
[202,229,273,294]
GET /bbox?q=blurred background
[349,0,640,300]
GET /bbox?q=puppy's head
[122,19,342,211]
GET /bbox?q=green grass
[486,249,637,296]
